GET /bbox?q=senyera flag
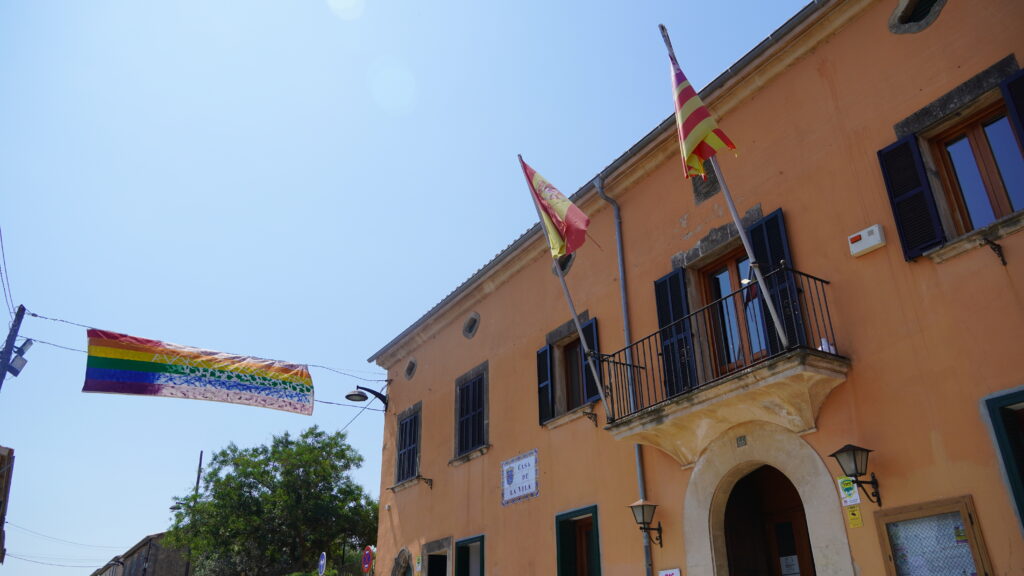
[83,329,314,415]
[519,155,590,258]
[661,24,736,179]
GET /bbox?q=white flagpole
[519,156,610,420]
[710,156,789,348]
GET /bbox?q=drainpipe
[594,177,653,576]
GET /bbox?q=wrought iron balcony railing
[601,267,840,423]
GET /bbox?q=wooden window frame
[929,100,1020,235]
[700,250,766,375]
[538,317,600,425]
[874,495,993,576]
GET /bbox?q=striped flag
[519,155,590,258]
[83,329,314,415]
[661,24,736,179]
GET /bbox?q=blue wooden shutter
[457,376,484,455]
[878,136,945,260]
[654,268,695,396]
[748,209,805,352]
[537,345,553,425]
[581,318,600,403]
[1002,69,1024,153]
[396,411,419,482]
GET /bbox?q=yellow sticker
[846,504,863,528]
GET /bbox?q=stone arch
[390,548,412,576]
[683,420,855,576]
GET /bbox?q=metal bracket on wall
[983,237,1007,266]
[419,476,433,489]
[582,410,598,427]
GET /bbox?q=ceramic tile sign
[501,449,539,506]
[658,570,681,576]
[837,476,861,506]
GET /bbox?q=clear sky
[0,0,810,572]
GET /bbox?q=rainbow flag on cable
[83,329,314,415]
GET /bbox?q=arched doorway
[724,465,815,576]
[683,421,855,576]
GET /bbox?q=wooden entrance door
[724,465,816,576]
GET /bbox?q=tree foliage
[166,426,378,576]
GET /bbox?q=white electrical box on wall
[848,224,886,257]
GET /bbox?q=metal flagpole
[710,156,789,348]
[519,156,610,420]
[551,258,609,419]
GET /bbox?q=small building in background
[91,532,187,576]
[0,445,13,564]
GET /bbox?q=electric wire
[5,551,112,562]
[5,521,127,549]
[25,309,94,330]
[20,336,87,354]
[314,398,384,411]
[0,225,14,319]
[308,364,388,382]
[340,381,389,433]
[5,553,103,568]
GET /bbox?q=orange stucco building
[369,1,1024,574]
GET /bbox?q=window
[455,363,488,457]
[703,255,768,370]
[556,506,601,576]
[395,403,421,483]
[879,66,1024,260]
[932,105,1024,235]
[537,318,600,424]
[875,496,993,576]
[888,0,948,34]
[985,389,1024,532]
[653,210,803,398]
[455,536,484,576]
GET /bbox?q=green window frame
[555,505,601,576]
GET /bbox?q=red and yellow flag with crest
[518,155,590,258]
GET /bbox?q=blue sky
[0,0,809,572]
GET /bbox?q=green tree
[166,426,378,576]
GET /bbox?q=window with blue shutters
[879,66,1024,259]
[655,268,696,397]
[395,403,421,483]
[537,317,600,425]
[455,362,488,457]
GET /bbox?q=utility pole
[0,305,26,393]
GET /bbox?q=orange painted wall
[373,0,1024,574]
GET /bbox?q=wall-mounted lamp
[829,444,882,507]
[345,385,389,410]
[628,499,663,548]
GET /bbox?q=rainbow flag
[83,329,314,415]
[519,155,590,258]
[661,24,736,179]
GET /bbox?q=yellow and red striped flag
[661,24,736,179]
[519,155,590,258]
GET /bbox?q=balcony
[600,268,849,467]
